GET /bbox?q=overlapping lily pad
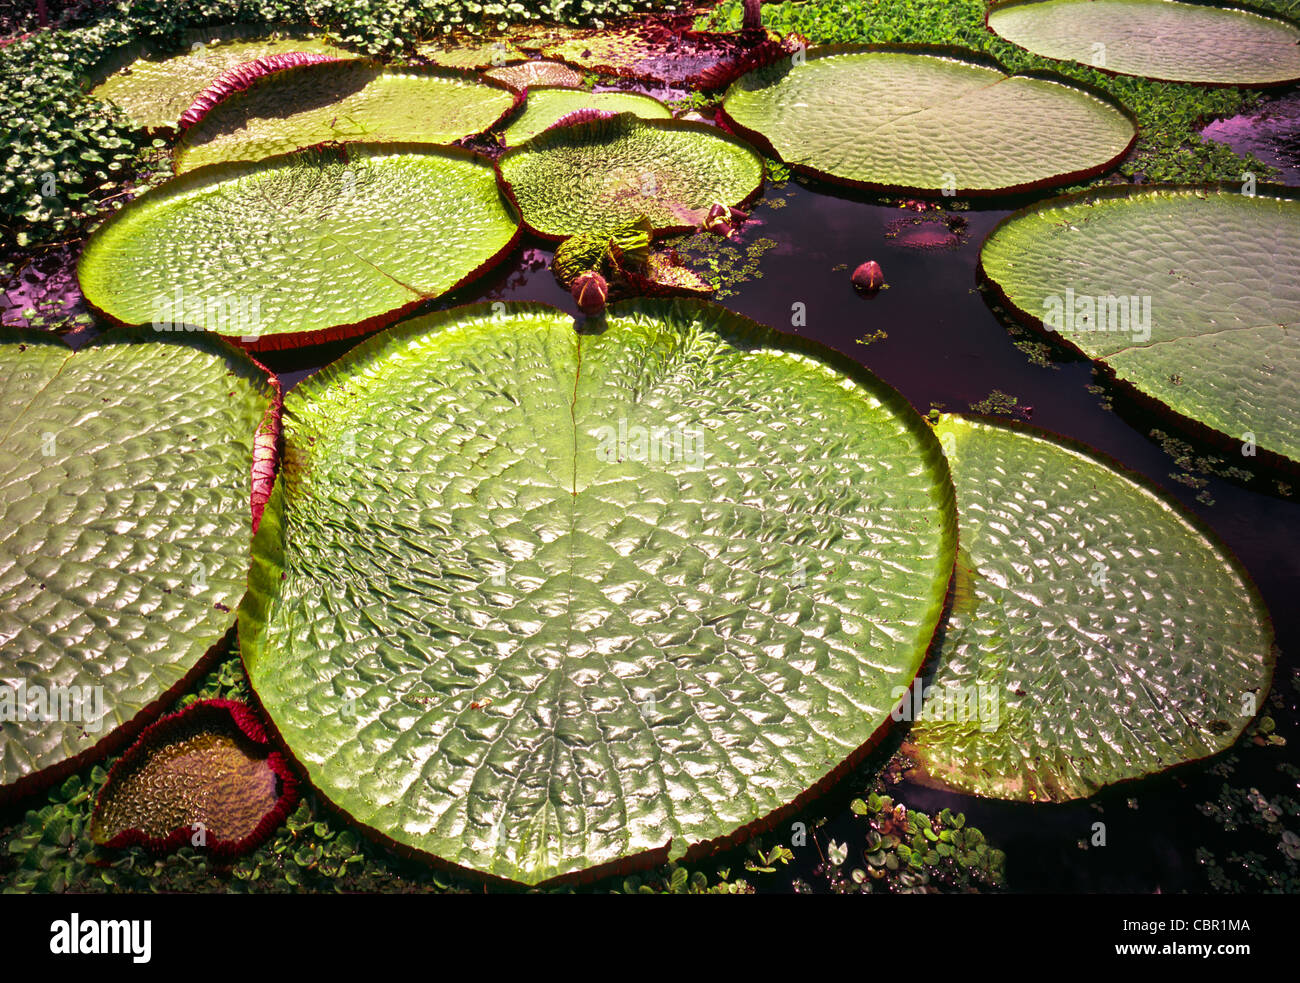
[90,36,353,130]
[418,40,527,70]
[78,144,520,350]
[979,185,1300,468]
[721,44,1136,195]
[90,699,298,856]
[0,329,277,801]
[240,299,957,884]
[486,60,584,90]
[907,415,1274,802]
[498,114,763,238]
[987,0,1300,86]
[501,88,671,146]
[174,61,517,173]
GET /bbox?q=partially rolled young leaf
[501,87,671,146]
[721,44,1136,195]
[907,415,1275,802]
[240,299,957,884]
[498,114,764,239]
[979,184,1300,468]
[90,36,354,130]
[90,699,298,856]
[174,61,517,173]
[987,0,1300,86]
[0,329,277,801]
[78,144,520,350]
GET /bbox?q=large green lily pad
[0,329,276,800]
[174,61,516,173]
[498,114,763,239]
[91,36,354,130]
[979,185,1300,468]
[721,44,1136,195]
[988,0,1300,86]
[501,87,671,146]
[78,144,520,351]
[240,299,957,884]
[907,415,1274,802]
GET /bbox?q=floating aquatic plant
[979,184,1300,469]
[239,299,956,884]
[721,44,1136,195]
[907,414,1276,802]
[78,145,520,350]
[0,328,278,801]
[89,35,354,130]
[90,699,298,857]
[174,61,517,173]
[501,87,671,146]
[178,51,342,128]
[987,0,1300,86]
[498,113,764,238]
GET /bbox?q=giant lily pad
[498,114,763,239]
[979,185,1300,468]
[987,0,1300,86]
[78,144,520,351]
[0,329,277,801]
[907,415,1274,802]
[91,36,354,130]
[721,44,1136,196]
[240,299,957,884]
[501,88,671,146]
[174,61,517,173]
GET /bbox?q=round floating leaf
[240,299,956,884]
[0,329,277,800]
[486,60,585,90]
[907,415,1274,801]
[90,36,353,130]
[988,0,1300,86]
[502,87,671,146]
[721,44,1136,195]
[90,699,298,856]
[78,144,520,351]
[498,114,763,239]
[541,24,765,87]
[979,185,1300,468]
[418,40,527,70]
[174,61,517,173]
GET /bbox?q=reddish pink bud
[852,261,885,295]
[572,270,609,315]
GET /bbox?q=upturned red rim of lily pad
[91,698,300,859]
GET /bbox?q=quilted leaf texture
[979,185,1300,467]
[174,61,517,173]
[240,299,957,884]
[78,145,520,351]
[0,328,277,800]
[91,36,354,130]
[988,0,1300,86]
[721,45,1135,195]
[498,115,764,239]
[908,416,1274,802]
[501,88,671,146]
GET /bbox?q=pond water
[3,87,1297,893]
